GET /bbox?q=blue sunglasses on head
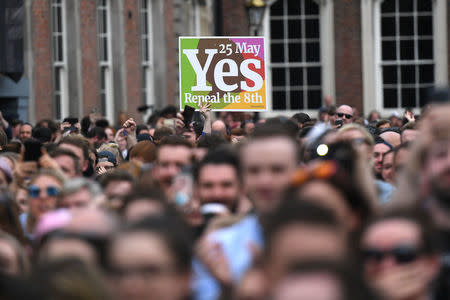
[28,185,60,198]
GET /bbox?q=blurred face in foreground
[40,237,97,266]
[265,224,346,284]
[271,273,342,300]
[424,140,450,203]
[123,198,165,223]
[108,232,190,300]
[241,137,297,214]
[361,219,438,300]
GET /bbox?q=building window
[140,0,154,114]
[379,0,434,109]
[51,0,68,120]
[187,0,201,35]
[97,0,113,120]
[269,0,322,110]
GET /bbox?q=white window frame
[51,0,69,120]
[190,0,202,36]
[140,0,155,121]
[97,0,114,122]
[198,0,214,36]
[262,0,335,118]
[362,0,448,117]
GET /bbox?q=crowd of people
[0,93,449,300]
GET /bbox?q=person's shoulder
[375,179,395,191]
[375,179,396,204]
[212,214,260,243]
[221,214,258,231]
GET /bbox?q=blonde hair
[30,169,66,186]
[338,123,374,146]
[98,142,122,164]
[27,169,66,232]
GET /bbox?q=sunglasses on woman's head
[28,185,60,198]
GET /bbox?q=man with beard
[152,135,193,196]
[194,147,242,213]
[373,137,393,180]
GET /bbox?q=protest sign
[179,36,268,111]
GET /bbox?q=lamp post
[246,0,266,121]
[245,0,266,36]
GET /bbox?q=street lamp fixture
[246,0,266,35]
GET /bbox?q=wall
[334,0,363,114]
[222,0,248,36]
[31,0,53,121]
[124,0,141,122]
[80,0,100,117]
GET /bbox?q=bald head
[212,120,227,135]
[379,131,401,148]
[336,105,354,125]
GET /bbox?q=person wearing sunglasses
[360,208,439,300]
[19,169,65,242]
[336,105,354,126]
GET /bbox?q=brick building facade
[22,0,214,124]
[334,0,363,112]
[0,0,448,123]
[222,0,449,118]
